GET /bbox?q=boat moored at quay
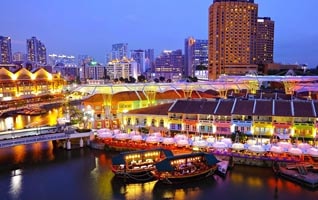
[151,152,219,184]
[111,148,174,182]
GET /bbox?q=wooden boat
[111,148,174,183]
[151,152,219,184]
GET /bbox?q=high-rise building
[107,58,138,80]
[0,36,12,64]
[27,37,47,65]
[111,43,128,60]
[144,49,155,72]
[256,17,274,64]
[208,0,258,80]
[13,52,26,63]
[154,50,183,81]
[184,37,208,77]
[131,49,145,74]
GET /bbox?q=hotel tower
[208,0,258,80]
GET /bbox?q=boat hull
[112,169,155,183]
[154,166,217,184]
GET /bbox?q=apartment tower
[184,37,208,77]
[0,36,12,64]
[256,17,274,64]
[208,0,258,80]
[27,36,47,65]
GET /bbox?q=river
[0,143,317,200]
[0,107,64,131]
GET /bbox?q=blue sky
[1,0,318,67]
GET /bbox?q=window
[159,119,164,127]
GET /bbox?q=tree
[138,75,146,82]
[159,76,165,82]
[154,78,159,83]
[119,77,125,83]
[129,76,136,83]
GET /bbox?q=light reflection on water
[10,169,23,199]
[0,107,63,131]
[0,145,318,200]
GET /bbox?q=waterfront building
[111,43,128,60]
[154,50,184,82]
[27,37,47,66]
[123,103,172,133]
[106,58,138,80]
[256,17,275,65]
[0,36,12,64]
[131,49,145,74]
[0,67,65,100]
[208,0,258,80]
[120,98,318,140]
[184,37,208,77]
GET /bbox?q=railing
[0,133,67,148]
[0,131,93,148]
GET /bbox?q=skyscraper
[27,37,47,65]
[256,17,274,64]
[111,43,128,60]
[154,50,183,81]
[184,37,208,77]
[0,36,12,64]
[131,49,145,74]
[144,49,155,72]
[208,0,258,80]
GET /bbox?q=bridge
[0,126,93,149]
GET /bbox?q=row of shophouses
[120,98,318,140]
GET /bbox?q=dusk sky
[1,0,318,67]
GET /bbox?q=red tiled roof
[313,101,318,116]
[83,94,111,103]
[254,100,273,116]
[214,99,234,115]
[274,100,292,116]
[156,90,182,99]
[293,101,315,117]
[168,99,218,114]
[112,91,147,103]
[127,103,173,115]
[232,99,254,115]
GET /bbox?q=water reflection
[0,145,318,200]
[152,177,217,200]
[0,107,63,131]
[10,169,23,199]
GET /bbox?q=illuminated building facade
[27,37,47,66]
[120,98,318,140]
[131,49,145,74]
[184,37,208,77]
[0,36,12,64]
[106,58,138,80]
[0,67,65,100]
[208,0,258,80]
[256,17,275,65]
[154,50,183,81]
[111,43,128,60]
